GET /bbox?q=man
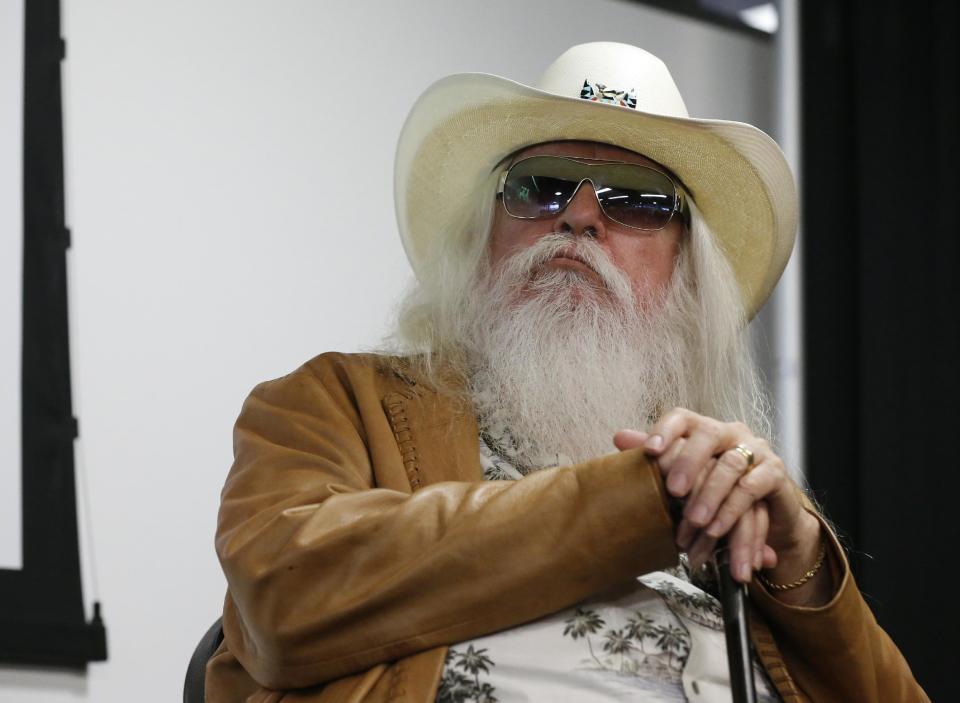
[207,43,927,702]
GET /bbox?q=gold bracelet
[757,540,827,592]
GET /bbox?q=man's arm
[749,519,930,702]
[216,362,678,690]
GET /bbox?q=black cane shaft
[715,546,757,703]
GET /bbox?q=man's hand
[614,408,828,601]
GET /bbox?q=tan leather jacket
[207,352,928,702]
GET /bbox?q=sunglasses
[496,155,688,231]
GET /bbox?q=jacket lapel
[382,370,481,489]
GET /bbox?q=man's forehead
[508,140,661,169]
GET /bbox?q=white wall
[0,2,779,701]
[770,0,803,475]
[0,0,24,572]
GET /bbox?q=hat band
[579,80,638,109]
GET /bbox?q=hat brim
[394,72,797,318]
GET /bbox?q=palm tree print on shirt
[479,434,526,481]
[624,612,657,655]
[646,578,724,631]
[602,627,636,672]
[563,606,692,681]
[436,645,497,703]
[652,623,690,669]
[562,607,606,667]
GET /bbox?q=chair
[183,617,224,703]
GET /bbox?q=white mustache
[492,233,636,305]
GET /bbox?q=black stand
[0,0,107,667]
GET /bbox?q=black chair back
[183,617,224,703]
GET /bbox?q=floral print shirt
[435,434,782,703]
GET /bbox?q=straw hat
[394,42,797,317]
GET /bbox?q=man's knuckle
[718,451,747,475]
[737,473,761,494]
[731,421,750,435]
[657,409,684,432]
[702,422,723,442]
[733,480,762,502]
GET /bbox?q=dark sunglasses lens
[594,163,678,230]
[502,173,575,218]
[598,186,677,230]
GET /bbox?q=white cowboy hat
[394,41,797,318]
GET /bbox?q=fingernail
[645,434,664,451]
[754,550,763,570]
[705,518,723,537]
[667,473,688,495]
[738,562,752,582]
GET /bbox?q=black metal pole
[715,545,756,703]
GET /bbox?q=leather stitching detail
[386,657,408,702]
[749,608,805,702]
[384,392,421,490]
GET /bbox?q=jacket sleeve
[748,516,930,702]
[215,363,679,690]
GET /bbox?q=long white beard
[462,233,697,471]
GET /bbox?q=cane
[714,544,757,703]
[661,459,757,703]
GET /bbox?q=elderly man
[207,43,926,702]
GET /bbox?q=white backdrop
[0,0,23,572]
[0,1,782,701]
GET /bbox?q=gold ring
[732,443,755,472]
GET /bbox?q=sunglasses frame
[496,155,690,232]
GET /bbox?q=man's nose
[557,180,605,238]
